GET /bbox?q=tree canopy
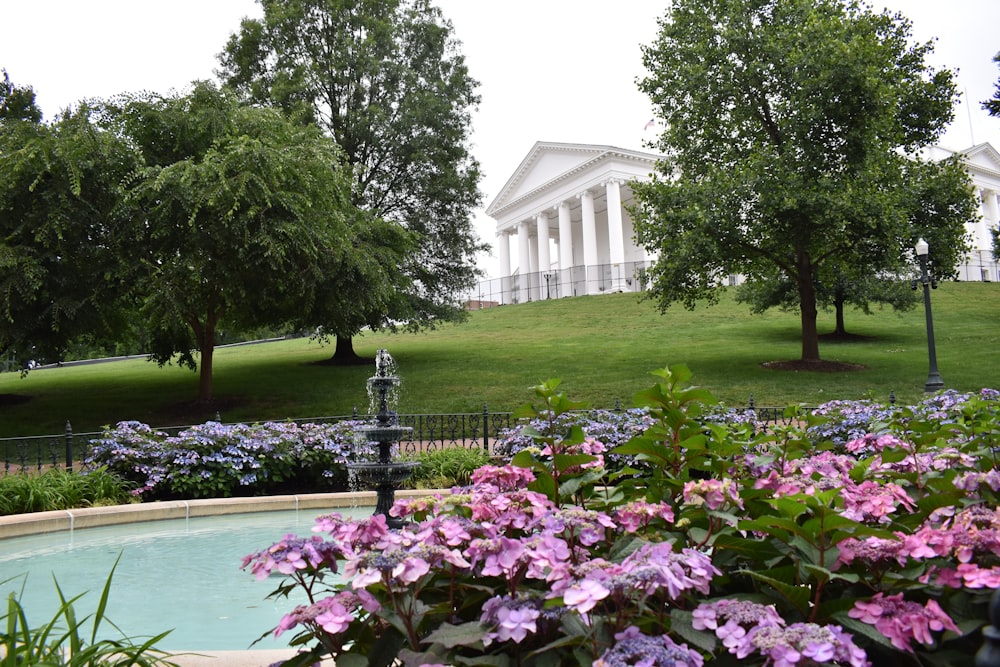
[0,70,42,124]
[0,83,137,369]
[219,0,486,362]
[97,81,356,402]
[632,0,975,364]
[735,156,975,337]
[985,52,1000,118]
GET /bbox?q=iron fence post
[65,420,73,472]
[482,403,489,453]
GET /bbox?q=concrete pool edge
[0,488,439,539]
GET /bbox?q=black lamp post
[543,272,553,300]
[913,238,944,393]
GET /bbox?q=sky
[3,0,998,279]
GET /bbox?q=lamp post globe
[914,238,944,393]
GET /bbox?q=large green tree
[736,156,974,337]
[218,0,485,363]
[0,80,138,369]
[632,0,974,364]
[1,70,42,124]
[101,81,355,402]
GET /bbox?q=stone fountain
[346,349,419,528]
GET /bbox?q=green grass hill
[0,283,997,437]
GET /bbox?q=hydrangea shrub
[86,420,365,499]
[245,366,1000,666]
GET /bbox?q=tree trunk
[796,255,821,362]
[833,297,847,337]
[191,311,218,405]
[198,341,214,404]
[328,335,370,365]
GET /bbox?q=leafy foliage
[633,0,975,362]
[984,52,1000,118]
[406,446,492,489]
[245,367,1000,666]
[0,100,139,369]
[97,81,356,401]
[219,0,486,356]
[0,70,41,123]
[0,467,134,515]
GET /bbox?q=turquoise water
[0,506,372,650]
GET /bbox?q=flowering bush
[806,388,1000,448]
[246,366,1000,666]
[86,420,365,499]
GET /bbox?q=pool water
[0,506,372,650]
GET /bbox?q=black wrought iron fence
[0,402,822,475]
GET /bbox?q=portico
[486,142,661,303]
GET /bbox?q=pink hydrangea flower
[561,578,611,614]
[848,593,959,652]
[480,596,541,645]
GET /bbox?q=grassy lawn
[1,282,997,437]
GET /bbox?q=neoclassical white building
[484,142,660,303]
[476,140,1000,306]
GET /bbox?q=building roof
[485,141,663,224]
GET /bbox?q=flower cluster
[492,408,654,467]
[595,626,704,667]
[807,399,899,447]
[242,533,349,580]
[480,595,543,644]
[848,593,959,652]
[693,599,785,650]
[86,419,363,499]
[742,623,869,667]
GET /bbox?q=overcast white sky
[3,0,998,278]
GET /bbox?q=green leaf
[801,563,833,586]
[511,450,538,469]
[553,453,599,471]
[670,608,717,653]
[421,621,487,649]
[453,654,511,667]
[529,469,558,501]
[334,653,370,667]
[740,569,812,615]
[611,437,671,464]
[367,625,407,667]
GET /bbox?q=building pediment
[959,143,1000,181]
[485,141,662,220]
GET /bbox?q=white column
[558,201,573,297]
[497,230,511,304]
[528,233,539,300]
[580,189,598,294]
[984,188,999,225]
[605,178,626,291]
[517,220,531,304]
[536,212,551,299]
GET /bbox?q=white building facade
[924,143,1000,282]
[472,141,1000,306]
[483,142,660,304]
